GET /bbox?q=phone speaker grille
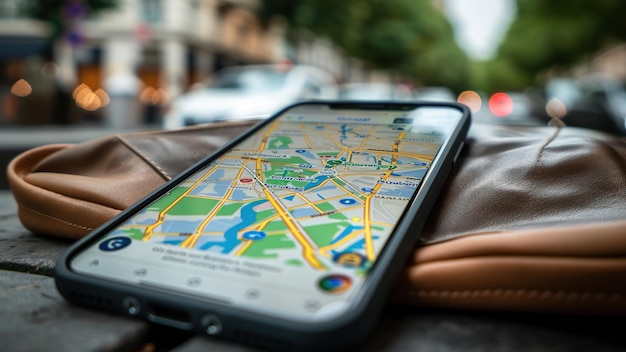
[69,290,113,308]
[233,328,294,351]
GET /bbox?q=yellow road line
[362,130,406,260]
[143,164,220,241]
[321,229,364,253]
[261,189,325,270]
[247,124,325,270]
[294,193,324,214]
[180,166,247,248]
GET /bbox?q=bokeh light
[545,98,567,119]
[457,90,482,113]
[140,86,169,106]
[10,79,32,97]
[72,83,89,100]
[72,83,109,111]
[488,92,514,117]
[94,88,110,107]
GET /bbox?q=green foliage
[261,0,470,90]
[294,0,370,55]
[491,0,626,91]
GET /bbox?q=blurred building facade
[91,0,285,100]
[0,0,53,124]
[0,0,454,127]
[589,44,626,80]
[0,0,295,126]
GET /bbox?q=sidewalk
[2,188,625,351]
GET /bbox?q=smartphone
[55,101,470,351]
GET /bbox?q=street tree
[261,0,470,91]
[493,0,626,90]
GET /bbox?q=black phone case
[55,100,471,351]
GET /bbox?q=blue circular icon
[99,237,132,251]
[296,149,306,153]
[318,274,352,294]
[242,231,267,241]
[361,187,374,193]
[339,198,356,205]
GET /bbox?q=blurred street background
[1,0,626,180]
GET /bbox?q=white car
[338,82,414,101]
[572,74,626,135]
[164,64,338,128]
[414,86,456,102]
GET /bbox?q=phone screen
[70,103,464,322]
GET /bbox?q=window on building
[141,0,163,23]
[0,0,25,19]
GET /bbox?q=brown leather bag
[7,121,626,315]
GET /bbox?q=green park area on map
[113,120,441,272]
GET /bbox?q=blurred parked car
[338,82,414,100]
[414,86,456,102]
[544,78,581,112]
[163,64,338,128]
[566,74,626,135]
[473,91,543,126]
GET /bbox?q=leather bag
[7,121,626,315]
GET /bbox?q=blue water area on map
[378,187,418,198]
[338,124,355,147]
[381,156,427,167]
[193,234,225,249]
[206,169,225,180]
[342,235,379,253]
[201,218,241,232]
[162,237,185,246]
[340,124,351,137]
[400,157,428,166]
[296,150,317,159]
[161,220,203,233]
[191,181,231,197]
[291,208,318,218]
[304,175,328,191]
[230,189,253,201]
[392,168,427,178]
[330,224,363,245]
[135,218,157,225]
[199,199,267,253]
